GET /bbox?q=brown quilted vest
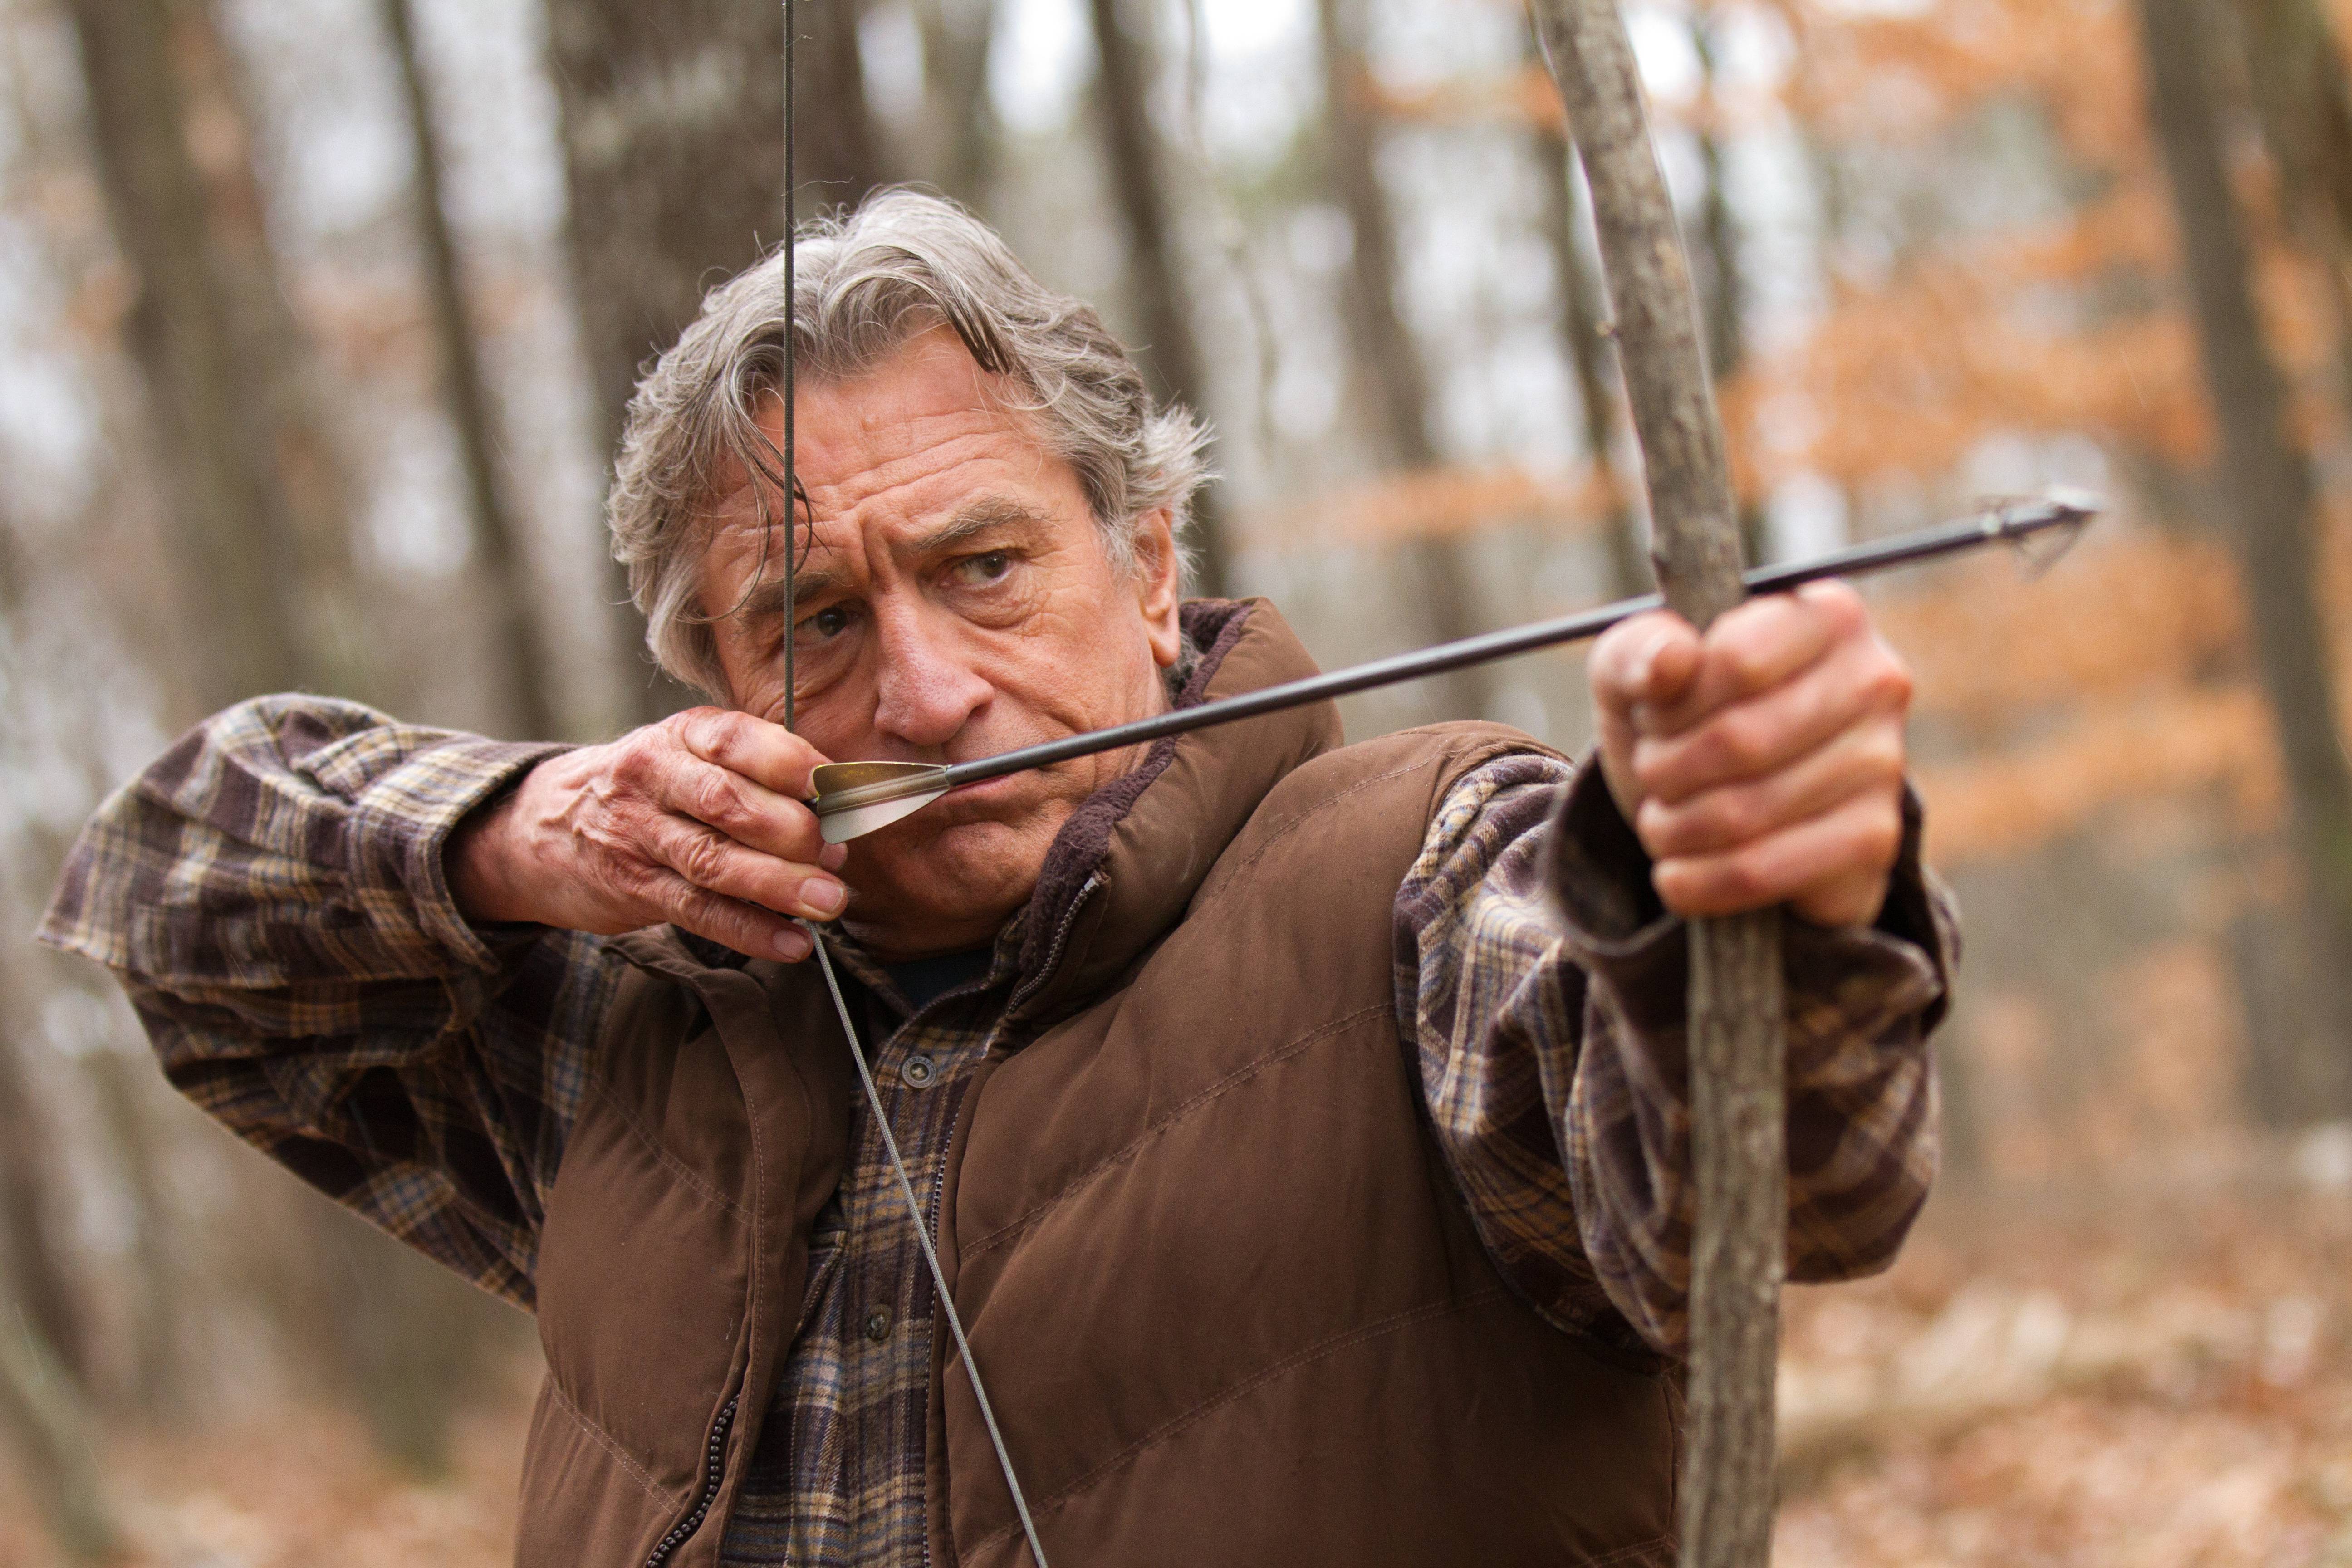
[517,601,1679,1568]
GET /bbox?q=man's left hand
[1587,580,1912,929]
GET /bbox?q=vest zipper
[644,1393,738,1568]
[916,1094,958,1568]
[1004,872,1104,1017]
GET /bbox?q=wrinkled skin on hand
[1586,580,1913,929]
[449,707,849,962]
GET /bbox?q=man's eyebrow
[737,560,844,626]
[914,494,1050,555]
[733,495,1050,626]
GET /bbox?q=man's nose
[869,603,993,751]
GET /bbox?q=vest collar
[1004,598,1341,1025]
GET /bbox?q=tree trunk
[915,0,1000,209]
[1530,103,1645,596]
[547,0,786,722]
[2234,0,2352,434]
[1315,0,1489,715]
[84,1049,186,1417]
[547,0,891,723]
[70,0,500,1465]
[308,1200,514,1479]
[797,0,892,216]
[0,1324,122,1564]
[64,0,363,710]
[382,0,561,740]
[1530,4,1786,1565]
[1083,0,1234,598]
[2141,0,2352,1115]
[0,1033,87,1388]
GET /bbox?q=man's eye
[797,605,853,641]
[955,551,1013,585]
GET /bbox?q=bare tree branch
[382,0,561,740]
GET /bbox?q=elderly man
[43,191,1950,1567]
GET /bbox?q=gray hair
[607,187,1214,700]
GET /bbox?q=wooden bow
[1526,4,1787,1564]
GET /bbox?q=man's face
[698,328,1185,958]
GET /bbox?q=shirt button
[863,1305,894,1342]
[902,1054,936,1088]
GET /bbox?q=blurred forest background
[4,0,2352,1559]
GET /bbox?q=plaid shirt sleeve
[35,695,620,1309]
[1396,750,1955,1362]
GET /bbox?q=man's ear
[1130,508,1184,669]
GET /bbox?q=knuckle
[1717,853,1771,907]
[1643,799,1697,856]
[1707,792,1759,848]
[671,706,731,757]
[1717,649,1764,695]
[676,829,731,888]
[1631,743,1676,796]
[1861,727,1907,783]
[1862,647,1914,707]
[608,735,658,787]
[688,769,745,828]
[656,872,710,922]
[1713,714,1769,773]
[614,857,667,906]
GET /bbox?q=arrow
[807,489,2098,843]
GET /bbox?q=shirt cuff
[347,736,572,973]
[1539,753,1956,1056]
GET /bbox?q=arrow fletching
[810,760,954,843]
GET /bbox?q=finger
[645,812,849,922]
[672,707,832,800]
[650,871,817,962]
[1651,791,1903,922]
[1634,717,1905,861]
[1632,631,1911,805]
[1589,612,1702,820]
[657,753,832,866]
[1788,865,1897,931]
[1645,582,1862,735]
[1589,611,1703,719]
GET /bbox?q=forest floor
[7,1138,2352,1568]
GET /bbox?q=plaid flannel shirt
[39,696,1955,1566]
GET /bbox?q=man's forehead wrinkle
[797,422,1025,519]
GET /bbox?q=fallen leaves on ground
[7,1143,2352,1566]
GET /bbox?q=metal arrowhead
[809,760,954,843]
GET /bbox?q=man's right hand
[448,708,847,962]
